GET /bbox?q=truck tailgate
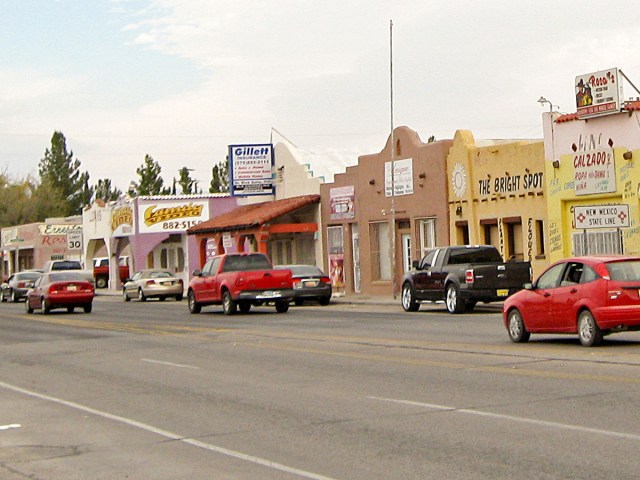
[468,263,531,290]
[237,270,292,290]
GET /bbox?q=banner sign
[330,185,355,220]
[229,144,274,196]
[137,200,209,233]
[385,158,414,197]
[575,68,622,119]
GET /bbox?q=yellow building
[447,130,548,277]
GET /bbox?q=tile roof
[187,194,320,235]
[556,100,640,123]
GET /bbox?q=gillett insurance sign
[229,144,274,196]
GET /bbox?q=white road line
[368,396,640,441]
[0,381,337,480]
[141,358,200,369]
[0,424,21,431]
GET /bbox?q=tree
[94,178,122,203]
[134,154,165,195]
[0,172,66,228]
[38,131,92,215]
[209,159,229,193]
[177,167,196,194]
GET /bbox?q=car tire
[222,290,236,315]
[187,290,201,314]
[445,283,464,314]
[25,300,33,314]
[43,299,51,315]
[507,308,530,343]
[294,298,304,306]
[84,303,92,314]
[67,306,74,313]
[275,300,289,313]
[175,294,183,302]
[0,290,6,302]
[239,301,251,313]
[123,289,130,302]
[96,277,107,289]
[578,310,603,347]
[138,289,146,302]
[318,296,331,306]
[401,283,419,312]
[11,290,18,303]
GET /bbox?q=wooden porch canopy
[187,194,320,264]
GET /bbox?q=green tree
[38,131,92,215]
[134,154,165,195]
[209,159,229,193]
[0,172,66,228]
[177,167,197,194]
[94,178,122,203]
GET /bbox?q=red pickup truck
[187,253,294,315]
[93,257,130,288]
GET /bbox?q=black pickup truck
[401,245,531,313]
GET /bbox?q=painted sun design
[451,163,467,197]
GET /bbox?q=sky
[2,0,640,193]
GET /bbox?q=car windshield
[149,271,173,278]
[606,260,640,281]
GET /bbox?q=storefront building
[320,126,453,297]
[447,130,548,277]
[543,96,640,261]
[1,217,83,278]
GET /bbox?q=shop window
[416,218,436,259]
[369,222,390,280]
[572,230,622,256]
[535,220,545,257]
[503,217,523,260]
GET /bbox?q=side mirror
[523,282,534,290]
[192,269,202,277]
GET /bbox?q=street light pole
[389,19,397,299]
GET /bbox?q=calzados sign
[137,201,209,233]
[573,148,616,195]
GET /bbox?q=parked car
[42,260,83,272]
[25,271,95,314]
[93,256,130,288]
[503,255,640,347]
[123,269,184,302]
[275,264,332,305]
[188,253,293,315]
[0,270,43,302]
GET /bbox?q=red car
[503,256,640,346]
[25,271,95,314]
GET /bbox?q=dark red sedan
[25,271,95,314]
[503,256,640,346]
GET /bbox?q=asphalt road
[1,297,640,479]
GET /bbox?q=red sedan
[503,256,640,346]
[25,271,95,314]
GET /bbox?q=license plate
[304,280,319,287]
[162,281,174,286]
[67,285,77,291]
[497,289,509,297]
[257,291,281,299]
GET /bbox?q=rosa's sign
[575,68,622,119]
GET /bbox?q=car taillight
[320,276,330,284]
[465,269,474,284]
[293,279,303,289]
[594,263,611,280]
[145,280,156,286]
[17,281,26,288]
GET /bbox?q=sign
[385,158,413,197]
[137,200,209,234]
[222,232,233,248]
[477,171,544,197]
[66,231,83,251]
[330,185,355,220]
[573,148,616,195]
[111,204,134,236]
[229,144,275,196]
[574,204,629,229]
[575,68,623,119]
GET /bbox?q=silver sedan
[123,270,184,302]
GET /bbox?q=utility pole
[389,19,397,299]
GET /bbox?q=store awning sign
[574,204,629,229]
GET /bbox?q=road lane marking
[0,424,21,431]
[0,380,337,480]
[369,396,640,441]
[142,358,200,369]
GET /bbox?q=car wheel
[275,300,289,313]
[123,289,130,302]
[294,298,304,306]
[0,290,6,302]
[96,277,107,289]
[507,309,530,343]
[187,290,201,314]
[222,290,236,315]
[401,283,419,312]
[138,289,146,302]
[11,290,18,303]
[239,301,251,313]
[25,300,33,314]
[318,296,331,306]
[578,310,603,347]
[445,283,464,314]
[43,299,51,315]
[175,294,183,302]
[83,303,92,314]
[67,306,74,313]
[159,296,166,302]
